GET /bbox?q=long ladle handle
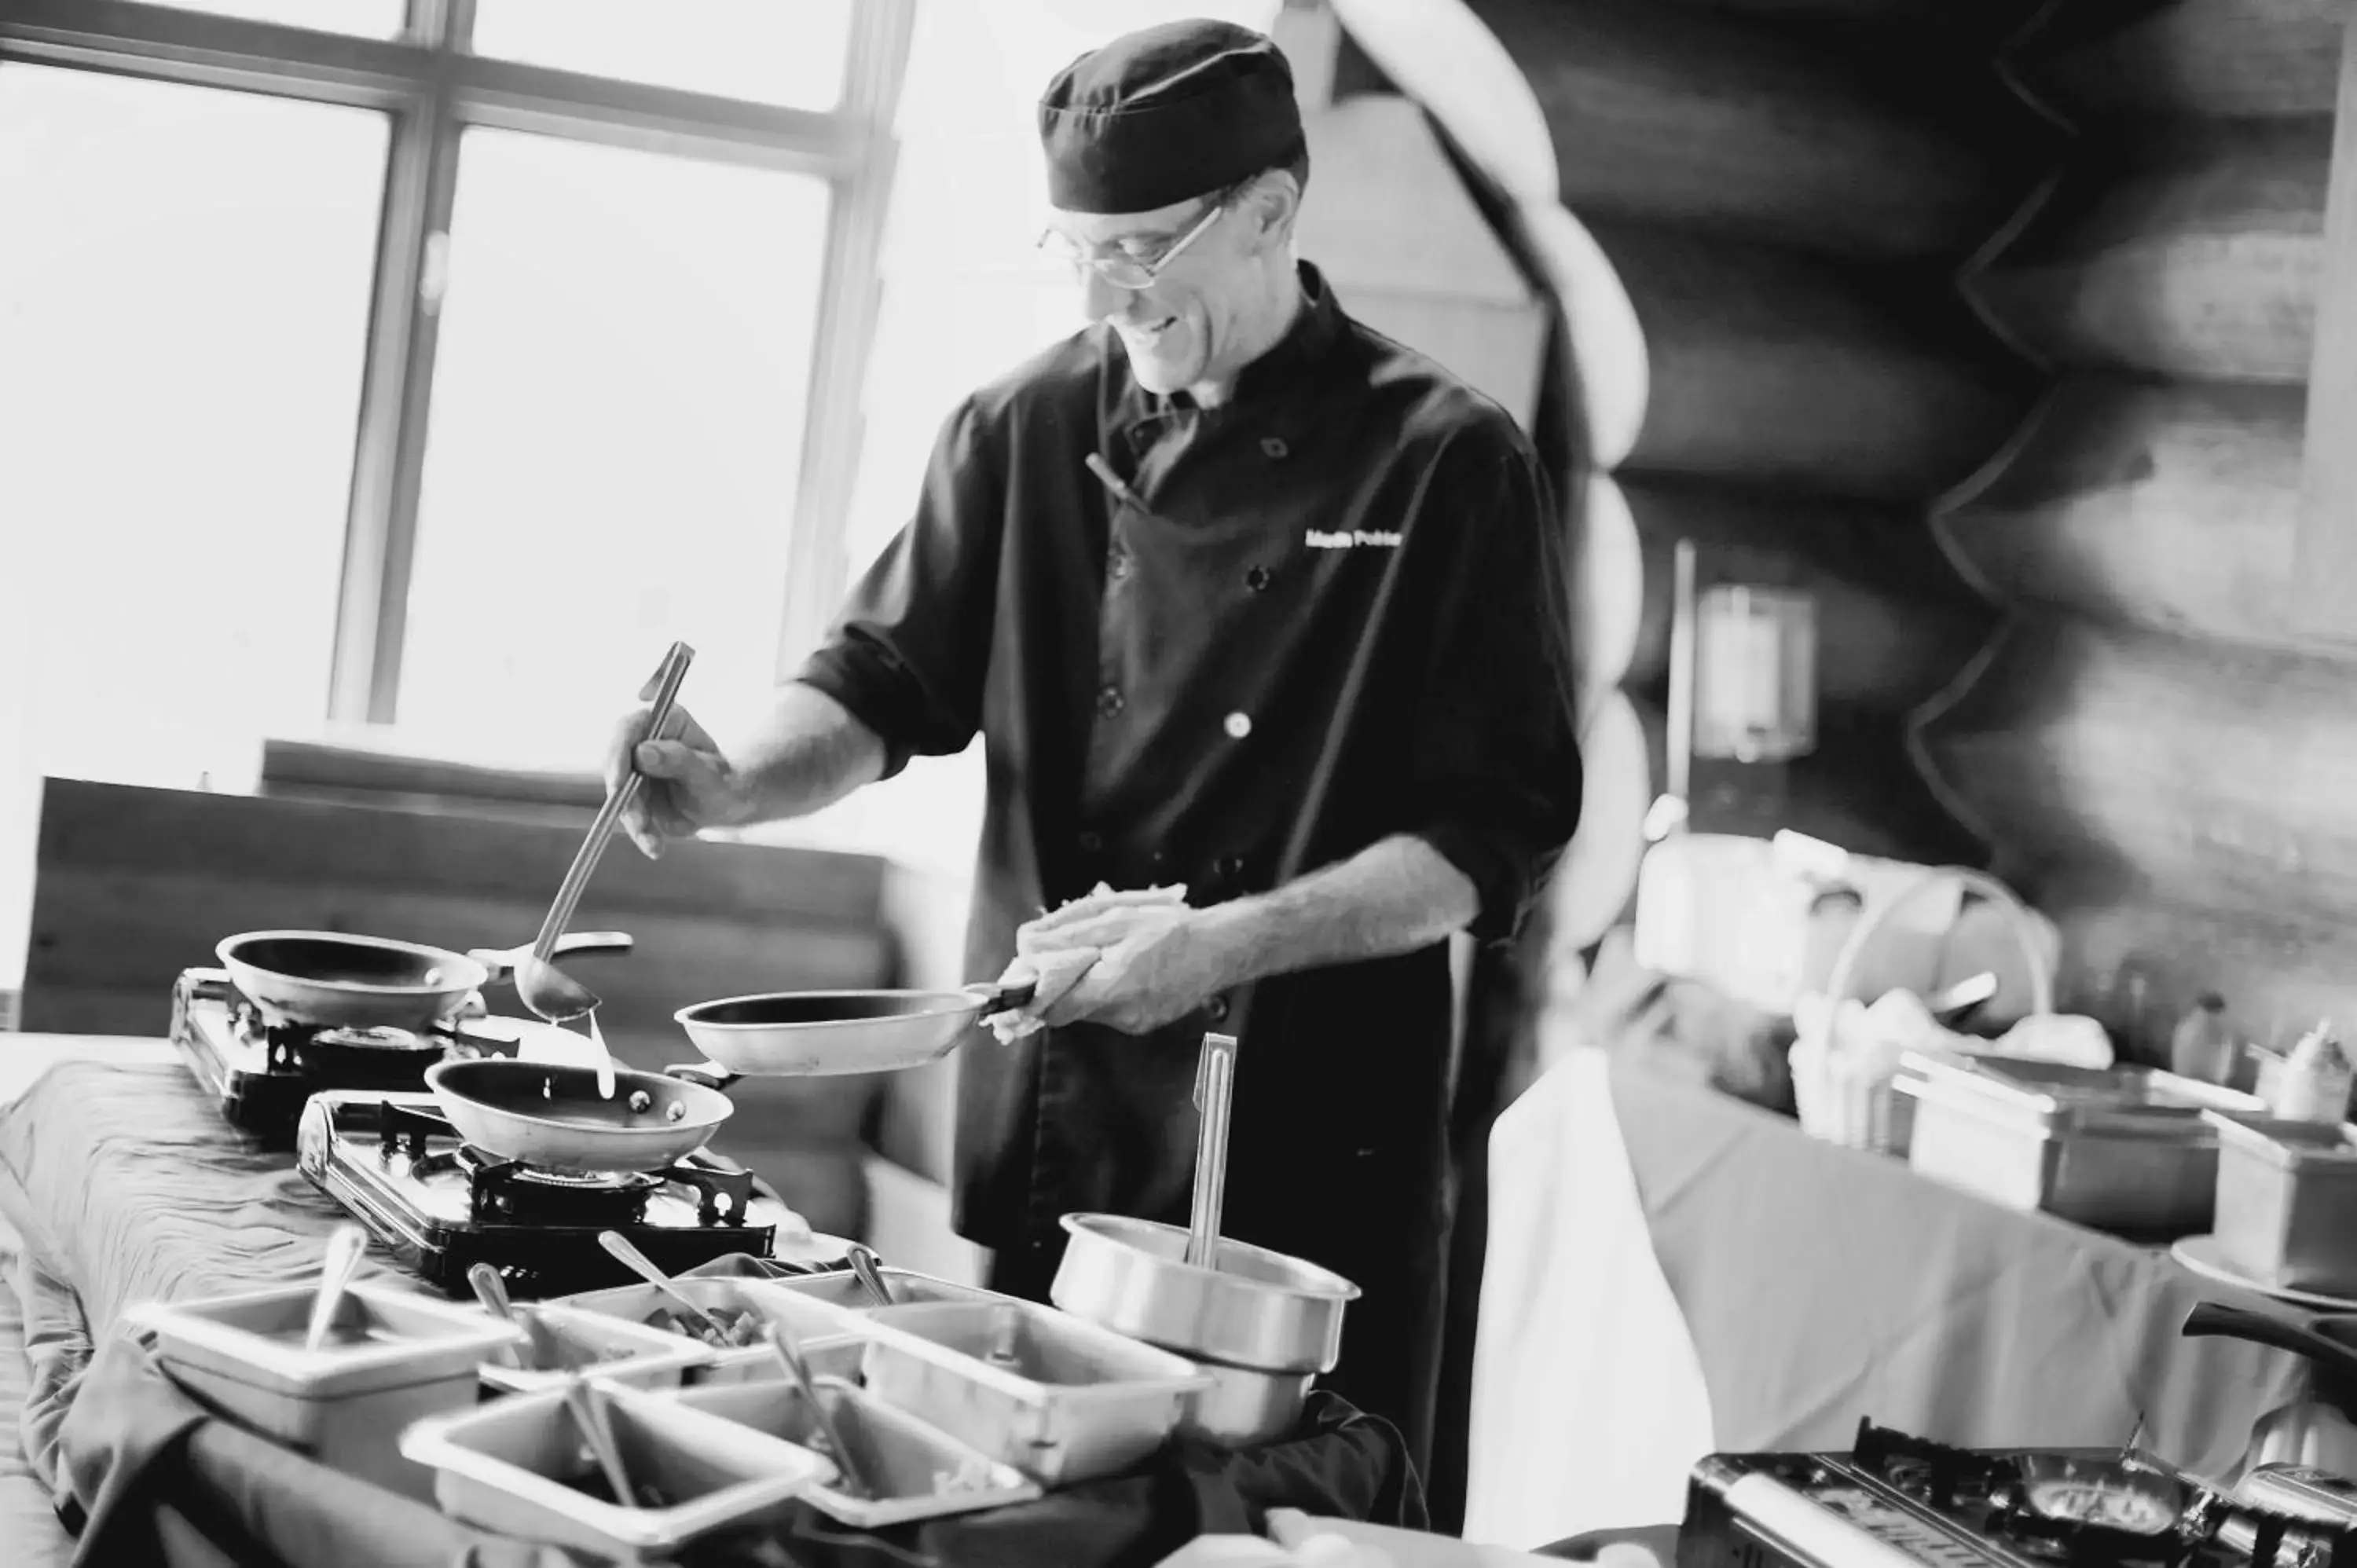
[303,1225,369,1354]
[560,1378,640,1508]
[1186,1032,1237,1270]
[532,642,695,965]
[596,1229,728,1335]
[766,1322,874,1500]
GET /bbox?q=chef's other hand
[982,947,1100,1044]
[605,694,750,860]
[1020,899,1237,1035]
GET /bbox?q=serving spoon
[467,1262,530,1369]
[766,1321,874,1500]
[597,1230,735,1341]
[302,1224,369,1353]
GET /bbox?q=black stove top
[1680,1420,2357,1568]
[295,1090,819,1299]
[171,968,524,1145]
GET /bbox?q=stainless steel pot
[1186,1361,1316,1447]
[218,929,632,1031]
[1050,1214,1358,1376]
[423,1058,732,1174]
[673,981,1035,1078]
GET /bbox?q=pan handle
[665,1063,741,1092]
[967,979,1039,1016]
[2183,1301,2357,1385]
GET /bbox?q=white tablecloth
[1464,1047,1714,1550]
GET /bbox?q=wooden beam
[1915,617,2357,928]
[1595,218,2036,502]
[1938,376,2307,648]
[1340,0,2029,262]
[2012,0,2346,123]
[1967,117,2329,387]
[2291,5,2357,640]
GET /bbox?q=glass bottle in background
[2168,993,2236,1086]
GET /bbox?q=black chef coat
[797,262,1580,1453]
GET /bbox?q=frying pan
[423,1057,734,1174]
[672,980,1038,1079]
[217,929,632,1031]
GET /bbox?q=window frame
[0,0,913,722]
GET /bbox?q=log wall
[1919,0,2352,1053]
[1331,0,2040,952]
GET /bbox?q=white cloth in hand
[984,945,1101,1045]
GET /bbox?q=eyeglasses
[1038,186,1237,291]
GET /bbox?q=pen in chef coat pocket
[1085,452,1151,515]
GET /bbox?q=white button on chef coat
[1223,712,1252,739]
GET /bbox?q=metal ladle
[559,1377,645,1509]
[1184,1031,1238,1272]
[845,1244,895,1308]
[467,1262,529,1369]
[596,1230,736,1342]
[514,641,696,1035]
[302,1224,369,1353]
[765,1321,874,1500]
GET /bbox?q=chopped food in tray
[2023,1478,2179,1534]
[566,1470,677,1510]
[643,1306,766,1348]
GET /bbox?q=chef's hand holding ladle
[515,642,695,1099]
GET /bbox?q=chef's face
[1050,178,1277,398]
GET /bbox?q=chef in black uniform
[609,20,1582,1470]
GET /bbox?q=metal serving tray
[399,1379,830,1564]
[665,1375,1042,1527]
[855,1299,1210,1486]
[544,1276,867,1384]
[478,1303,713,1396]
[1895,1052,2267,1235]
[2207,1112,2357,1294]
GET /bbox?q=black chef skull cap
[1038,18,1305,216]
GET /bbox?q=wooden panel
[1353,0,2024,261]
[2012,0,2346,123]
[1595,219,2036,501]
[1938,376,2305,647]
[20,779,896,1061]
[1915,617,2357,928]
[1968,118,2329,385]
[2291,6,2357,640]
[31,778,885,925]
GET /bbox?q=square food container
[127,1281,527,1499]
[478,1303,714,1396]
[855,1299,1209,1486]
[2209,1112,2357,1294]
[665,1375,1042,1527]
[399,1379,831,1563]
[544,1276,867,1384]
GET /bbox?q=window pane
[133,0,405,37]
[471,0,853,111]
[398,128,830,760]
[0,64,385,783]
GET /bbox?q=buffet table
[1465,1047,2318,1550]
[0,1037,1425,1568]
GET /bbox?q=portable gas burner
[295,1089,808,1299]
[1680,1420,2357,1568]
[171,968,525,1145]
